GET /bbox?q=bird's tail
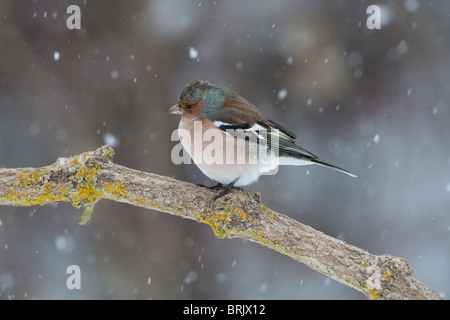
[309,158,357,177]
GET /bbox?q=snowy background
[1,0,449,299]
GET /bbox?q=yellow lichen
[13,171,28,187]
[360,260,372,267]
[194,202,259,239]
[196,209,231,239]
[104,181,127,199]
[383,269,394,280]
[66,161,103,209]
[3,178,72,207]
[231,207,250,221]
[248,229,289,256]
[13,168,47,189]
[370,288,381,300]
[0,149,123,225]
[5,191,20,202]
[345,279,368,290]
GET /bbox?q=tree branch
[0,145,443,300]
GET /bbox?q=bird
[169,79,356,202]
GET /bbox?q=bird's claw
[207,181,243,204]
[197,183,226,190]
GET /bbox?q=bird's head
[169,80,228,120]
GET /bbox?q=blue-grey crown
[179,80,228,118]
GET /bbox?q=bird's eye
[186,104,192,110]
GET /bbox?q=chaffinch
[169,80,356,201]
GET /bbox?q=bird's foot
[197,183,225,190]
[197,182,243,192]
[208,180,242,204]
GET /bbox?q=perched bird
[169,80,356,201]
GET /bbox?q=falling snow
[277,88,288,100]
[110,70,120,79]
[184,270,198,284]
[216,272,227,283]
[1,0,448,301]
[189,47,198,60]
[373,134,380,143]
[103,132,120,148]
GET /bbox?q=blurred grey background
[0,0,449,299]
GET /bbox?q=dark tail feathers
[310,158,357,177]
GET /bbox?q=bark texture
[0,145,443,300]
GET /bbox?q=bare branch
[0,145,443,300]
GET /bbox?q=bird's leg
[209,179,241,203]
[197,182,243,192]
[196,183,225,190]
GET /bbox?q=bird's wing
[258,119,319,159]
[206,90,318,159]
[210,111,317,159]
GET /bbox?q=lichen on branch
[0,145,443,300]
[0,146,124,224]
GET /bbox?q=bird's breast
[176,119,279,186]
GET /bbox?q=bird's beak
[168,104,183,115]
